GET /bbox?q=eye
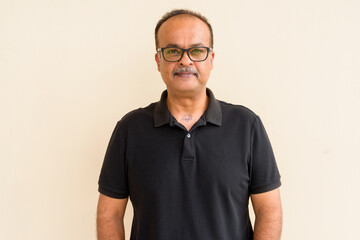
[165,48,181,55]
[190,48,205,54]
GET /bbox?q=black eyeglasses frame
[157,47,213,62]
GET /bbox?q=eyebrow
[164,43,206,48]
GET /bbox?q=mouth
[172,68,200,79]
[174,72,197,78]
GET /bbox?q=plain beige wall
[1,0,359,239]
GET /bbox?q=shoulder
[117,102,156,129]
[219,100,258,124]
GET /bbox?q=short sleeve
[249,116,281,194]
[98,122,129,199]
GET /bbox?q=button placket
[181,131,195,163]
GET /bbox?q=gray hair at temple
[154,9,214,50]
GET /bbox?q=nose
[178,50,193,66]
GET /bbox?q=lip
[174,72,196,78]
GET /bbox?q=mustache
[171,67,200,79]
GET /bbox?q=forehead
[157,15,211,47]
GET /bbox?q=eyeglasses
[157,47,212,62]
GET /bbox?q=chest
[125,126,251,199]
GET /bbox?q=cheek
[199,67,213,82]
[159,68,171,83]
[160,63,176,76]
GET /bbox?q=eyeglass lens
[163,47,208,61]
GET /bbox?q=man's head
[154,9,215,96]
[155,9,214,50]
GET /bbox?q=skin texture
[96,194,128,240]
[251,188,283,239]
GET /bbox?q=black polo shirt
[98,88,281,240]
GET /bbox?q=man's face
[155,15,215,96]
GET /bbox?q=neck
[166,89,209,131]
[167,89,208,113]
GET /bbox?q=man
[97,9,282,240]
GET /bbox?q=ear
[155,52,161,72]
[210,51,215,70]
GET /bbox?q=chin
[169,84,206,95]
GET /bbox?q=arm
[251,188,282,240]
[97,193,128,240]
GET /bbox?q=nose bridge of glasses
[186,48,194,60]
[178,48,193,63]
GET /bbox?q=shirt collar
[154,88,222,127]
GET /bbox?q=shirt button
[187,133,191,138]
